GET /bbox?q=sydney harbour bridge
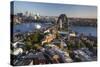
[57,14,69,31]
[48,14,70,34]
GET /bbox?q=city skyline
[13,1,97,18]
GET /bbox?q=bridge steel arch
[56,14,69,31]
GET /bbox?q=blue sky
[13,1,97,18]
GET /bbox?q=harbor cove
[13,22,97,37]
